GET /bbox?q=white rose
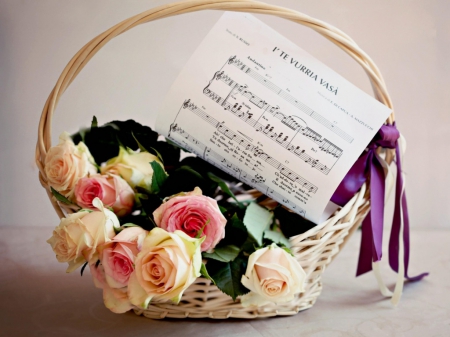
[47,198,120,272]
[45,132,97,198]
[240,243,306,307]
[101,147,164,191]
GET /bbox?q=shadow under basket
[36,0,395,319]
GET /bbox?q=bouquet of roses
[46,118,314,314]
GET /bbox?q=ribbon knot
[331,123,427,283]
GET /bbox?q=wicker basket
[35,0,396,319]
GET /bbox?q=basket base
[131,279,322,319]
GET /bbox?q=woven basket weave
[35,0,395,319]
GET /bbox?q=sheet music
[156,12,391,224]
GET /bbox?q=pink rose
[75,174,135,217]
[153,187,227,252]
[89,262,133,314]
[98,226,148,289]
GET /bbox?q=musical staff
[227,56,354,143]
[203,87,337,174]
[215,122,318,192]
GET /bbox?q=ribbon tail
[356,213,374,276]
[389,140,428,281]
[356,153,385,276]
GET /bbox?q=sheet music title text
[273,47,339,95]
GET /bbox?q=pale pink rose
[153,187,226,252]
[240,243,306,307]
[89,262,133,314]
[75,174,135,217]
[127,228,204,307]
[45,132,97,198]
[47,198,119,272]
[98,226,148,289]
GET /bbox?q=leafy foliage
[243,202,273,246]
[263,227,290,247]
[202,245,240,263]
[51,187,78,207]
[217,214,248,248]
[150,161,168,194]
[72,119,159,165]
[204,256,250,300]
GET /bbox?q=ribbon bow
[331,124,428,287]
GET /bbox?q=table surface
[1,226,449,337]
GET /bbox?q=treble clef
[170,123,178,132]
[215,71,224,80]
[182,99,190,109]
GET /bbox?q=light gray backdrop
[1,0,449,229]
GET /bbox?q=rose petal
[103,286,133,314]
[127,271,152,309]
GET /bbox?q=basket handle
[35,0,395,218]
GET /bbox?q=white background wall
[1,0,448,228]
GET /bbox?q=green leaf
[281,246,295,256]
[219,214,248,248]
[132,132,150,153]
[206,256,249,300]
[91,116,98,128]
[150,161,168,194]
[200,263,215,283]
[243,203,273,246]
[149,147,164,165]
[207,172,244,208]
[264,228,290,248]
[51,187,78,207]
[202,245,240,262]
[80,262,88,276]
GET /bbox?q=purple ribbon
[331,123,428,281]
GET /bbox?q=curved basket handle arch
[36,0,395,218]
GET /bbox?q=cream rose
[45,132,97,198]
[47,198,120,272]
[101,147,164,191]
[240,243,306,307]
[127,228,204,308]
